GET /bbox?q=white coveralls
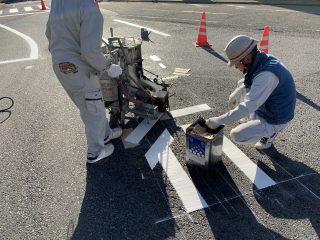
[208,71,289,144]
[46,0,112,156]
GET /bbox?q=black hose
[0,97,14,112]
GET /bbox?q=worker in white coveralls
[205,35,296,149]
[46,0,123,163]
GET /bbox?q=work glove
[107,64,122,78]
[228,86,246,110]
[206,117,222,130]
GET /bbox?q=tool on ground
[186,117,224,170]
[100,36,170,125]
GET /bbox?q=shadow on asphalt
[200,46,228,63]
[296,91,320,112]
[71,116,180,239]
[187,162,288,239]
[255,146,320,238]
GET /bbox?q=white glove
[206,117,221,130]
[228,86,246,110]
[107,64,122,78]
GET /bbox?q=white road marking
[0,11,47,18]
[227,4,245,9]
[9,8,19,13]
[222,137,276,189]
[275,9,298,13]
[190,4,208,8]
[150,55,161,62]
[0,10,3,15]
[180,124,276,189]
[114,19,170,37]
[170,104,211,118]
[125,104,211,144]
[24,7,33,12]
[0,24,39,65]
[25,66,33,70]
[125,114,163,144]
[145,129,208,213]
[159,63,166,69]
[183,11,230,15]
[121,15,217,24]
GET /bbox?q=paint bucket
[186,120,224,170]
[100,72,118,102]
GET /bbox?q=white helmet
[224,35,258,67]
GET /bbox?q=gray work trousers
[53,63,111,156]
[230,113,289,144]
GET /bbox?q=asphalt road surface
[0,1,319,239]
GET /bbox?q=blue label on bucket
[188,136,205,160]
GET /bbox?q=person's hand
[228,86,245,110]
[206,117,221,130]
[107,64,122,78]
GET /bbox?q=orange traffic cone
[193,12,211,47]
[259,25,270,54]
[40,0,47,10]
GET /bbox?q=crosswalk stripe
[222,137,276,189]
[170,104,210,118]
[125,114,163,145]
[9,8,19,13]
[125,104,211,144]
[145,129,208,213]
[24,7,33,12]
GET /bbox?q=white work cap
[224,35,258,67]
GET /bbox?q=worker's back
[46,0,106,72]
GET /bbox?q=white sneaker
[87,143,115,164]
[104,127,122,145]
[254,133,277,150]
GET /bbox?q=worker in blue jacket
[206,35,296,149]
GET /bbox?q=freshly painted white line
[180,124,276,189]
[183,11,229,15]
[222,136,276,189]
[0,24,38,65]
[125,104,210,144]
[159,63,166,69]
[145,129,208,213]
[150,55,161,62]
[114,19,170,37]
[9,8,19,13]
[125,113,163,144]
[24,7,33,12]
[170,104,211,118]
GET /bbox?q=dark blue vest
[244,52,296,124]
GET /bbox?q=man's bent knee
[230,128,246,143]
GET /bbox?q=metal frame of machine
[100,36,170,125]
